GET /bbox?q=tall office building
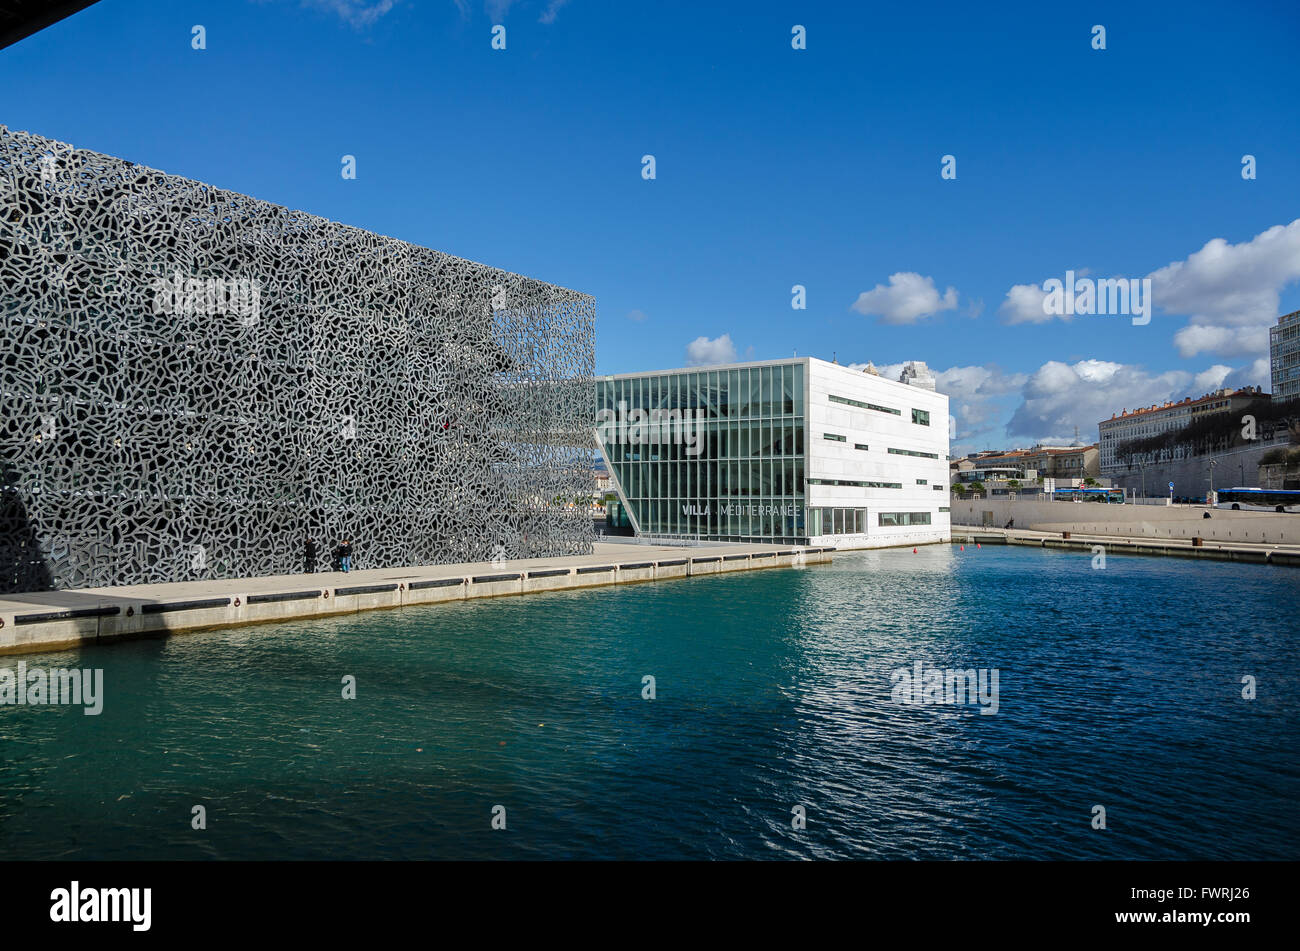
[596,357,950,548]
[1271,309,1300,402]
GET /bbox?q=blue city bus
[1052,487,1125,504]
[1214,487,1300,513]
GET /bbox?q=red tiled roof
[1103,388,1261,423]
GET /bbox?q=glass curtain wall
[597,364,807,542]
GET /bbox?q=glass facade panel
[597,363,807,542]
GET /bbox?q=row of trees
[1114,397,1300,466]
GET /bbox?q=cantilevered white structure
[596,357,950,549]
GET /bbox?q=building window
[878,511,932,527]
[911,408,930,426]
[823,433,845,442]
[887,447,940,459]
[933,484,943,491]
[916,479,927,485]
[829,394,900,416]
[854,443,869,451]
[938,506,950,513]
[814,506,868,535]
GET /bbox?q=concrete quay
[0,542,832,657]
[951,527,1300,567]
[951,498,1299,546]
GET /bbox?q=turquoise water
[2,545,1297,860]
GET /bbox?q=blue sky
[2,0,1298,452]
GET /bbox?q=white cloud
[1151,219,1300,358]
[998,282,1054,325]
[1192,364,1233,392]
[845,360,905,379]
[934,365,1028,445]
[928,355,1272,452]
[850,272,958,325]
[1224,357,1272,392]
[685,334,736,366]
[486,0,519,19]
[999,268,1096,325]
[539,0,569,23]
[626,309,647,322]
[302,0,396,27]
[1007,359,1194,444]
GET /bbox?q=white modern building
[596,357,950,549]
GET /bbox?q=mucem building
[0,125,596,593]
[597,357,950,548]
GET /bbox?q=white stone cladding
[805,359,950,548]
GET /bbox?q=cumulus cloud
[845,355,1267,452]
[1223,357,1272,392]
[1192,364,1233,392]
[895,353,1273,452]
[934,365,1028,445]
[1006,360,1195,444]
[999,282,1054,325]
[842,361,1025,447]
[850,272,958,324]
[1151,219,1300,358]
[685,334,737,366]
[999,268,1095,325]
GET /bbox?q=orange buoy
[912,548,917,553]
[960,545,965,551]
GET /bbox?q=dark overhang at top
[0,0,102,51]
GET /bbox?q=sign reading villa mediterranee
[682,503,797,517]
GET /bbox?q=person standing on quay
[340,539,353,573]
[304,538,318,574]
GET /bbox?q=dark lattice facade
[0,125,596,593]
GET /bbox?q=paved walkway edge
[0,547,834,657]
[951,528,1300,567]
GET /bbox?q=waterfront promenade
[952,526,1300,566]
[0,542,831,657]
[951,498,1299,546]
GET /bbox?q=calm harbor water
[2,545,1297,860]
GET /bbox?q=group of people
[303,538,355,574]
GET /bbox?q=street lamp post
[1209,458,1217,502]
